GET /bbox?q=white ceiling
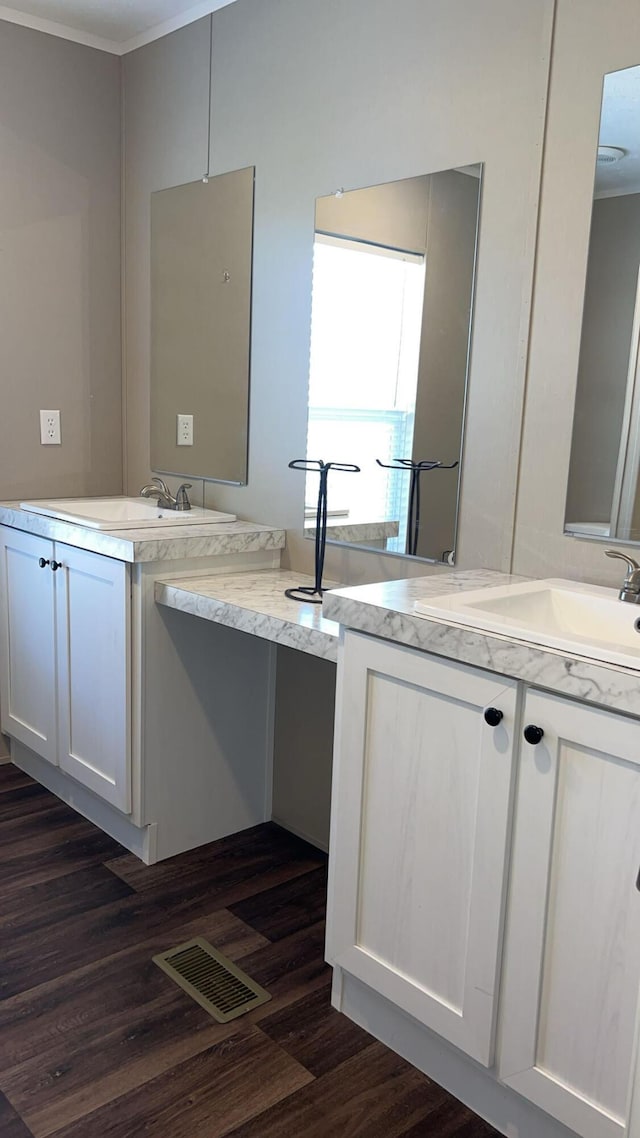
[0,0,238,54]
[595,64,640,197]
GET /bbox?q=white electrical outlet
[40,410,61,445]
[177,413,194,446]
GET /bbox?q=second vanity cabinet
[0,510,283,863]
[327,629,640,1138]
[0,526,130,811]
[327,630,518,1066]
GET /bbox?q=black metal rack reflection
[286,459,360,603]
[376,458,459,557]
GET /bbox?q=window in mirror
[150,167,254,485]
[565,66,640,543]
[306,235,425,552]
[303,167,482,563]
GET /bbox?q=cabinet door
[55,543,131,813]
[499,690,640,1138]
[327,631,518,1066]
[0,526,57,763]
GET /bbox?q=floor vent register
[153,937,271,1023]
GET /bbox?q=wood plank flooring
[0,763,500,1137]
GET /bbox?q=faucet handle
[605,549,640,576]
[174,482,192,511]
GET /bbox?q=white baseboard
[271,814,328,853]
[332,969,576,1138]
[12,741,152,862]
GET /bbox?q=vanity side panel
[139,558,274,860]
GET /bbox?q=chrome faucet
[605,550,640,603]
[139,476,192,511]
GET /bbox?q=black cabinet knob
[50,560,62,572]
[483,707,503,727]
[524,724,544,745]
[38,557,50,569]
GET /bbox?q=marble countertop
[155,569,340,661]
[323,569,640,718]
[304,518,400,543]
[0,503,285,564]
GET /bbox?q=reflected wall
[150,166,254,485]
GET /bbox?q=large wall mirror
[565,66,640,543]
[303,166,482,564]
[150,166,254,484]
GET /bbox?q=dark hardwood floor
[0,763,500,1137]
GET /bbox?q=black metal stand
[286,459,360,603]
[376,458,459,556]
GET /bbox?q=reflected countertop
[304,516,400,544]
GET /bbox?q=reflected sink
[20,497,237,530]
[414,578,640,670]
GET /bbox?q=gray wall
[315,175,430,251]
[4,0,640,591]
[0,22,122,501]
[122,19,211,500]
[4,0,640,813]
[124,0,554,582]
[566,193,640,529]
[413,169,479,560]
[272,648,336,849]
[513,0,640,584]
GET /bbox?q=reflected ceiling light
[597,145,626,164]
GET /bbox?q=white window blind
[306,234,425,552]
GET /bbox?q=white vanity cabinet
[499,689,640,1138]
[0,507,284,864]
[326,630,518,1066]
[327,627,640,1138]
[0,525,131,812]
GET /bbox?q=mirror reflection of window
[306,235,426,553]
[303,168,482,563]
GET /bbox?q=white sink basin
[20,497,237,530]
[414,578,640,670]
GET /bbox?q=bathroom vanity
[4,491,640,1138]
[0,502,288,863]
[323,571,640,1138]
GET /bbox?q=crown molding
[119,0,236,53]
[0,5,121,53]
[0,0,237,56]
[594,185,640,200]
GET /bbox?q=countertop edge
[154,570,339,662]
[322,572,640,719]
[0,505,286,563]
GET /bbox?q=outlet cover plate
[40,410,61,445]
[177,413,193,446]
